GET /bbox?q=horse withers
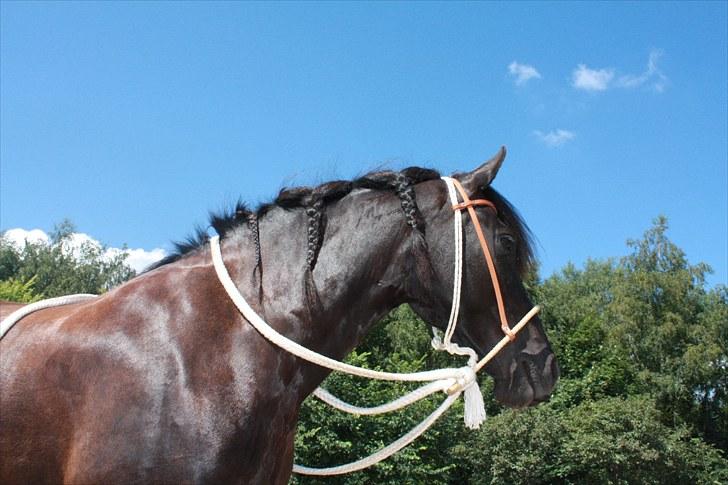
[0,147,558,484]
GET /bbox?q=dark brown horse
[0,148,558,484]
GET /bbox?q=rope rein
[0,294,97,338]
[0,177,540,477]
[209,176,539,475]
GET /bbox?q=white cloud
[105,246,167,273]
[2,228,166,273]
[572,64,614,91]
[533,129,576,147]
[572,50,668,93]
[617,49,668,92]
[3,228,50,246]
[508,61,541,85]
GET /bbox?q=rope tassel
[463,379,486,429]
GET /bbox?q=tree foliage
[0,276,43,303]
[537,216,727,449]
[459,396,727,484]
[0,220,135,300]
[293,217,727,483]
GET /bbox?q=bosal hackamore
[0,176,540,476]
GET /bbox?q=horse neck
[220,190,415,384]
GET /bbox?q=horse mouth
[453,330,557,408]
[490,358,557,409]
[520,355,558,406]
[521,360,546,406]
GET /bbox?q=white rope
[432,177,485,428]
[210,235,469,385]
[312,379,452,416]
[431,178,479,367]
[291,393,461,476]
[0,294,98,339]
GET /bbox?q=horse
[0,147,559,484]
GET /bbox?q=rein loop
[209,176,540,475]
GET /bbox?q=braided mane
[146,167,440,271]
[146,166,535,276]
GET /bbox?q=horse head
[408,147,559,408]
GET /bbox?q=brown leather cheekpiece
[450,179,516,341]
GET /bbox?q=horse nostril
[550,354,560,382]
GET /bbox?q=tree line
[292,217,727,484]
[0,220,134,301]
[1,217,726,483]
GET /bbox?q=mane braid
[305,195,325,269]
[247,213,261,274]
[393,173,422,230]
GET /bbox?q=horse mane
[145,166,535,276]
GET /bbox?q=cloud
[616,49,668,92]
[572,64,614,91]
[572,50,668,93]
[2,228,166,273]
[534,129,576,147]
[3,228,50,246]
[105,246,168,273]
[508,61,542,85]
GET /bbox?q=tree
[0,220,136,300]
[536,216,727,449]
[0,276,42,303]
[292,217,728,483]
[459,396,727,484]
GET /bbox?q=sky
[1,2,726,283]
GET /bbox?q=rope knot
[457,366,477,390]
[444,367,485,429]
[445,367,476,395]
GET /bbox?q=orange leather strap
[450,179,515,341]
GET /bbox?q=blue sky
[2,2,726,284]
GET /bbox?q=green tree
[0,276,42,303]
[460,396,727,484]
[0,220,135,300]
[292,217,728,483]
[537,217,727,449]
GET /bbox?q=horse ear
[457,146,507,193]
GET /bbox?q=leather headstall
[450,179,516,341]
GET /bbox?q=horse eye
[499,235,516,255]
